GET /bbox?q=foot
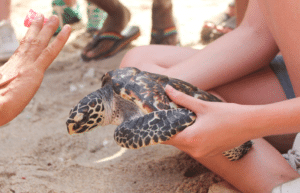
[82,4,131,59]
[151,2,179,45]
[200,1,235,43]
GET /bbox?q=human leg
[120,45,199,74]
[82,0,135,60]
[63,0,76,6]
[201,61,299,192]
[197,138,299,193]
[254,0,300,95]
[235,0,248,26]
[150,0,179,45]
[123,47,300,191]
[0,0,10,21]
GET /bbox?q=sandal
[52,0,81,35]
[150,26,180,46]
[81,26,141,61]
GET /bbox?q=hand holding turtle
[163,85,256,159]
[0,15,71,126]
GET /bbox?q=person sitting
[119,0,300,192]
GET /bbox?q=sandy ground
[0,0,242,192]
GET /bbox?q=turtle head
[66,90,107,135]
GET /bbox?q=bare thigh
[120,45,199,73]
[212,66,297,152]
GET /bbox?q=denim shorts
[269,55,295,99]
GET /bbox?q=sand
[0,0,241,192]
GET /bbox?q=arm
[163,85,300,158]
[0,15,71,126]
[165,0,279,90]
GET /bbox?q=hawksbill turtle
[66,67,252,161]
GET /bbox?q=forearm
[165,0,279,90]
[247,98,300,139]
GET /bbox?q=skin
[119,0,300,192]
[63,0,76,7]
[0,15,71,126]
[82,0,178,59]
[0,0,10,21]
[235,0,249,26]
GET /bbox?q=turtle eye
[81,113,89,123]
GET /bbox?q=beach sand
[0,0,241,192]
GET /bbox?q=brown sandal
[81,26,140,61]
[150,26,180,46]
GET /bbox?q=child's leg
[197,138,299,193]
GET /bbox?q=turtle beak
[67,123,77,135]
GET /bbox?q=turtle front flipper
[114,108,253,161]
[114,108,196,148]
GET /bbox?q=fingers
[22,14,44,41]
[17,15,60,61]
[165,85,205,112]
[35,24,71,72]
[37,15,60,47]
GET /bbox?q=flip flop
[81,26,140,61]
[150,26,180,46]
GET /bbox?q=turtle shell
[101,67,221,115]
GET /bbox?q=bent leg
[120,45,199,74]
[123,52,300,191]
[197,138,299,193]
[212,65,297,152]
[204,66,300,191]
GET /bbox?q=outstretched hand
[0,15,71,125]
[163,85,257,159]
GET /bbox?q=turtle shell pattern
[101,67,252,161]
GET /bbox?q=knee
[120,46,150,69]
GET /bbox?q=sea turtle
[66,67,252,161]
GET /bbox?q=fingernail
[48,15,57,23]
[59,24,71,37]
[61,24,71,32]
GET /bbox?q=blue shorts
[269,55,295,99]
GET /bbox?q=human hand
[0,15,71,125]
[163,85,257,159]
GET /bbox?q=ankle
[152,0,172,10]
[152,2,172,14]
[151,3,174,29]
[102,5,131,32]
